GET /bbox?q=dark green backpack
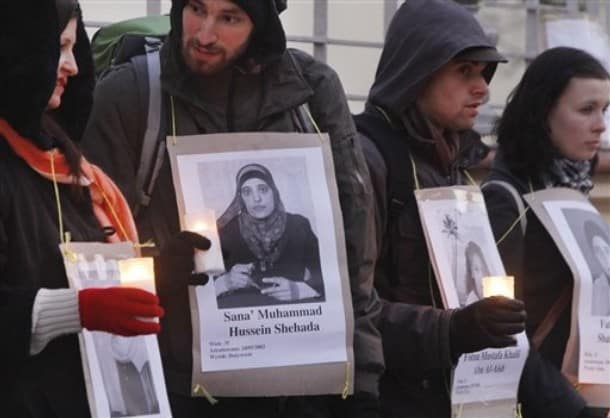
[91,15,169,77]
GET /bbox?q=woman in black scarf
[483,46,610,418]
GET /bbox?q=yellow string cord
[462,169,477,187]
[50,152,78,261]
[193,384,219,405]
[170,95,177,145]
[341,361,351,399]
[50,151,66,245]
[134,239,156,249]
[515,402,523,418]
[95,185,131,242]
[495,206,530,245]
[495,178,535,245]
[409,154,420,190]
[303,105,326,145]
[454,403,464,418]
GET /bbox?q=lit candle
[183,210,225,275]
[482,276,515,299]
[118,257,156,295]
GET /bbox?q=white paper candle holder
[184,210,226,275]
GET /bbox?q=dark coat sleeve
[81,63,146,209]
[295,53,384,394]
[297,51,384,394]
[519,349,585,418]
[0,217,37,370]
[483,179,587,418]
[359,133,455,376]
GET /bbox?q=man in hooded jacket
[82,0,383,417]
[355,1,590,417]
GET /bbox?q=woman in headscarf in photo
[215,163,324,308]
[0,0,163,415]
[461,241,489,306]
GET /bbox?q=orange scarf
[0,118,138,243]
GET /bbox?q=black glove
[578,407,610,418]
[450,296,526,358]
[154,231,212,296]
[154,231,211,376]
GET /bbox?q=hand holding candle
[184,210,225,275]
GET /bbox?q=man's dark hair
[495,47,609,178]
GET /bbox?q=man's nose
[472,76,489,98]
[197,18,218,45]
[593,112,607,134]
[64,51,79,77]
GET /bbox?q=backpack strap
[481,179,528,236]
[131,48,166,216]
[354,111,416,289]
[354,111,414,219]
[531,287,571,351]
[286,49,316,134]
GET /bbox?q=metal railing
[85,0,610,107]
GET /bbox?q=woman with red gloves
[0,0,163,415]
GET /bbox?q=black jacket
[483,151,587,418]
[358,110,488,418]
[0,1,102,415]
[0,141,106,417]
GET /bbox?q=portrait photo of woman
[213,163,325,309]
[584,220,610,316]
[459,241,490,306]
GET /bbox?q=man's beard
[182,38,250,76]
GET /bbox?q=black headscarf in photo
[218,163,288,271]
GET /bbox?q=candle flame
[118,258,154,284]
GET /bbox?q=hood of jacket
[0,0,94,145]
[167,0,286,74]
[368,0,501,121]
[0,0,59,140]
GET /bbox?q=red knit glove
[78,287,164,336]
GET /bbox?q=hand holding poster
[167,132,354,397]
[415,186,529,418]
[524,188,610,407]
